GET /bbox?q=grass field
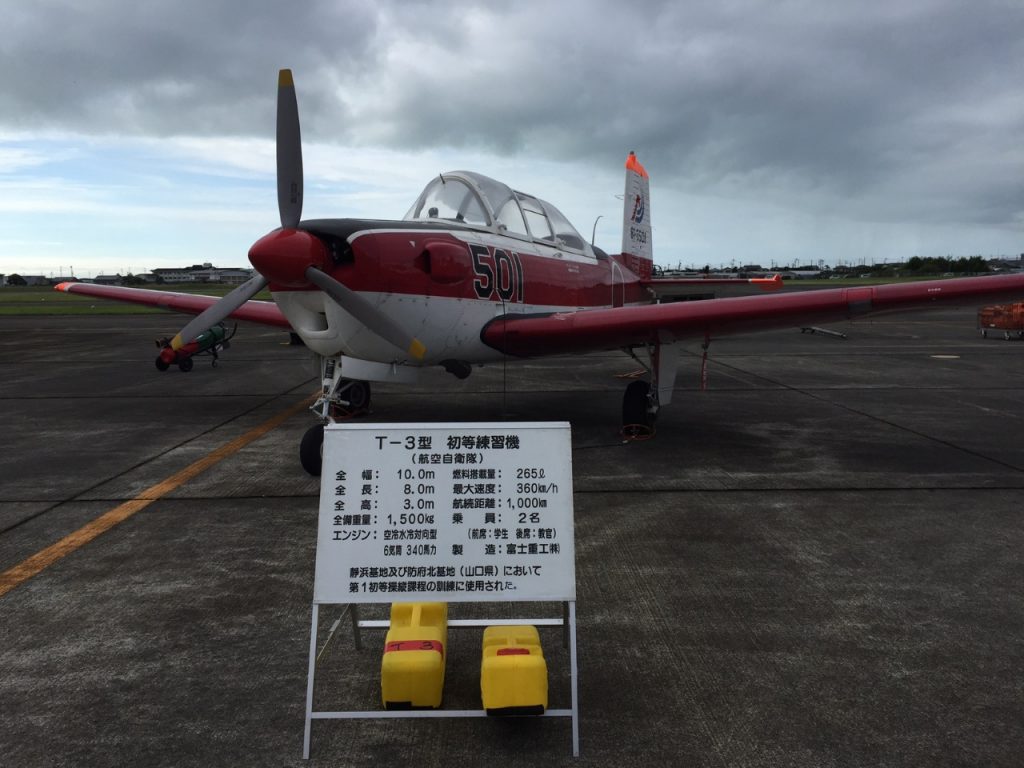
[0,283,273,315]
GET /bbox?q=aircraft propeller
[276,69,303,229]
[160,69,425,365]
[163,272,269,353]
[304,266,426,360]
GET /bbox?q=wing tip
[749,274,784,291]
[279,68,294,88]
[54,281,73,292]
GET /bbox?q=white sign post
[303,422,579,758]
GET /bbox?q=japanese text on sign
[313,422,575,603]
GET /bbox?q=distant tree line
[693,257,995,277]
[904,256,989,274]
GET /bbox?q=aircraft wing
[483,273,1024,356]
[54,282,291,329]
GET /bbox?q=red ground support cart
[978,302,1024,340]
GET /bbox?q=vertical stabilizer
[622,151,653,279]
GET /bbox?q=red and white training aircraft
[57,70,1024,474]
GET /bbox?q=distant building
[151,268,194,282]
[779,270,824,279]
[189,267,253,284]
[987,257,1024,272]
[151,266,254,284]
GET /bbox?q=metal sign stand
[302,422,579,759]
[302,601,579,758]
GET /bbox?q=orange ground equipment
[978,302,1024,340]
[480,625,548,716]
[380,602,448,709]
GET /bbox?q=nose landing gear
[299,423,325,477]
[300,355,373,476]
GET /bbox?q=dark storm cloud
[2,0,1021,232]
[341,0,1022,228]
[0,0,378,135]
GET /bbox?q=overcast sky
[1,0,1022,277]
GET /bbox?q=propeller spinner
[158,69,425,370]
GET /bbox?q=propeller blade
[169,274,269,350]
[304,267,426,361]
[276,69,303,229]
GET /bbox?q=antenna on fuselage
[591,215,603,247]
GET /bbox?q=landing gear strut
[620,341,680,440]
[621,380,655,437]
[299,355,374,476]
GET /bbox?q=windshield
[405,176,490,227]
[540,199,588,252]
[404,171,594,256]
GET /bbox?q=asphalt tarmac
[1,308,1022,767]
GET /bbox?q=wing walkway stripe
[0,394,315,599]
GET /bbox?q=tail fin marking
[622,151,653,279]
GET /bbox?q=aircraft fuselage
[265,219,651,363]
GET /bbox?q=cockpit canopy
[404,171,596,258]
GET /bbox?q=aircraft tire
[622,380,652,428]
[178,357,194,372]
[345,380,371,410]
[300,423,325,476]
[155,357,170,371]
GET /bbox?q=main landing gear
[620,341,680,440]
[621,379,655,438]
[299,356,372,476]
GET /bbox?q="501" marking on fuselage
[469,244,525,303]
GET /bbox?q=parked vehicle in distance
[978,302,1024,340]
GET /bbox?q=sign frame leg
[569,600,580,757]
[302,603,320,760]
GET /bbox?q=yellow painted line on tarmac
[0,394,316,599]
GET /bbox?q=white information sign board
[313,422,575,604]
